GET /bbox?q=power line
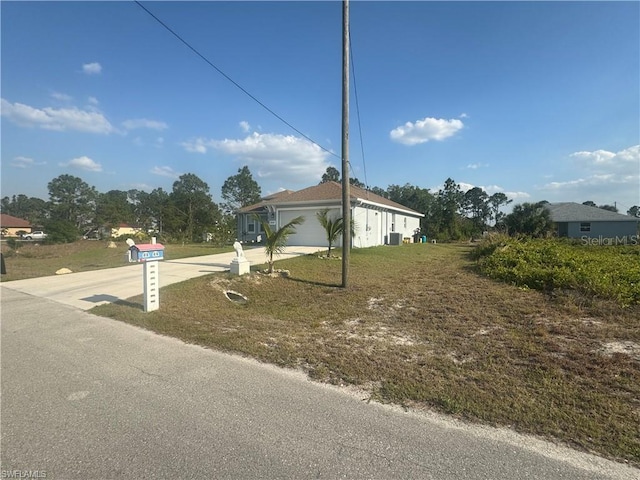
[349,31,369,190]
[134,1,340,160]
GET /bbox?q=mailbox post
[129,243,165,312]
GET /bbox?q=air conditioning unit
[389,232,403,245]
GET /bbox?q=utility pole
[341,0,350,288]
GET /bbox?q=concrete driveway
[1,247,638,479]
[1,245,321,310]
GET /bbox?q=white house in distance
[545,202,638,242]
[237,181,424,248]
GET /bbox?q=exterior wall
[1,226,32,237]
[563,221,637,240]
[353,205,380,248]
[237,213,267,243]
[239,203,423,248]
[111,226,141,237]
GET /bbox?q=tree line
[2,165,638,244]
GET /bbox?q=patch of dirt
[598,342,640,361]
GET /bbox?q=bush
[474,237,640,306]
[42,220,79,244]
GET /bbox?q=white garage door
[278,209,334,247]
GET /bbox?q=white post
[143,261,160,312]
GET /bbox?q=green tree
[599,204,618,212]
[582,201,597,207]
[221,166,262,215]
[320,166,340,184]
[255,214,304,273]
[349,177,366,188]
[0,194,48,225]
[369,186,388,198]
[43,219,79,244]
[95,190,133,230]
[47,174,98,230]
[387,183,434,233]
[627,206,640,218]
[504,202,554,237]
[463,187,490,234]
[434,178,465,240]
[170,174,221,242]
[488,192,512,227]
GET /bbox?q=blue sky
[2,1,639,213]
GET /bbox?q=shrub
[475,238,640,306]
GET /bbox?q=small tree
[255,215,304,273]
[316,209,344,257]
[504,202,554,238]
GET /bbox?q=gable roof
[0,213,31,228]
[545,202,638,223]
[239,182,423,216]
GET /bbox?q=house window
[247,221,255,233]
[580,222,591,232]
[404,217,407,228]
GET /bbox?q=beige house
[110,223,143,238]
[0,214,32,237]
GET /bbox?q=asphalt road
[1,250,638,479]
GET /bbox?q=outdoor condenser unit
[389,232,403,245]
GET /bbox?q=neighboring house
[0,214,32,237]
[110,223,143,238]
[237,181,424,248]
[545,202,639,243]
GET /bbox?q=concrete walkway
[1,246,321,310]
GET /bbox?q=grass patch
[92,243,640,465]
[0,240,232,281]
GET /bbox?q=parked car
[22,231,48,241]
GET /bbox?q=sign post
[128,242,165,312]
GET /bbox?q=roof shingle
[239,182,422,216]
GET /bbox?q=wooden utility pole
[341,0,350,288]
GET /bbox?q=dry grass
[88,244,639,464]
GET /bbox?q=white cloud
[182,137,210,154]
[60,156,102,172]
[540,145,639,206]
[466,163,489,170]
[459,113,469,119]
[183,131,332,184]
[151,166,180,179]
[239,121,250,133]
[82,62,102,75]
[390,117,464,145]
[1,98,114,134]
[51,92,72,102]
[122,118,168,131]
[10,156,46,168]
[88,96,99,105]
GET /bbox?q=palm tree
[255,214,305,273]
[316,209,345,257]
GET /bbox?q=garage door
[278,209,335,247]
